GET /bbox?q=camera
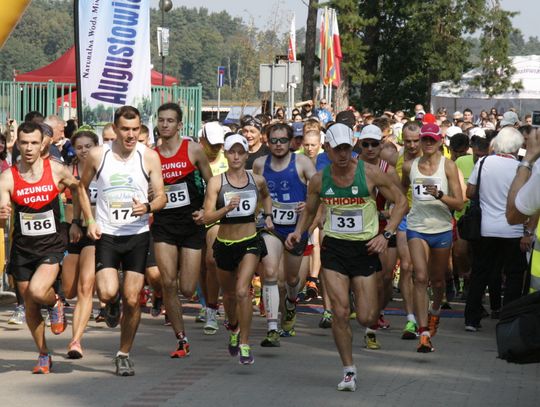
[532,111,540,128]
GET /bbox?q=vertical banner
[75,0,152,125]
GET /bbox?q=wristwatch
[382,230,393,240]
[436,190,444,200]
[71,219,82,226]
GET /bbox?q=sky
[164,0,539,39]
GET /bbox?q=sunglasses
[361,141,381,148]
[269,137,290,145]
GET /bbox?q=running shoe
[305,280,319,300]
[170,338,190,358]
[104,296,121,328]
[164,312,171,326]
[43,312,51,327]
[67,340,83,359]
[32,353,52,374]
[228,331,240,356]
[114,354,135,376]
[319,310,332,329]
[428,313,440,337]
[337,371,357,392]
[239,344,254,365]
[95,308,106,323]
[203,308,219,335]
[401,321,419,340]
[364,332,381,350]
[349,311,357,320]
[281,299,297,332]
[417,335,434,353]
[378,314,390,329]
[279,328,296,337]
[465,325,478,332]
[151,295,163,318]
[49,296,67,335]
[260,330,281,347]
[8,305,25,325]
[195,307,206,323]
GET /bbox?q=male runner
[0,121,79,374]
[286,123,407,391]
[253,123,316,345]
[78,106,166,376]
[151,103,212,357]
[394,121,423,338]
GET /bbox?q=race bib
[329,208,363,233]
[412,177,442,201]
[164,182,190,209]
[224,190,257,218]
[20,210,56,236]
[272,201,298,226]
[108,201,135,224]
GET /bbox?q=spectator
[464,127,528,330]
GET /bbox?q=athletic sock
[429,307,440,316]
[343,365,357,375]
[407,313,417,324]
[116,351,129,357]
[365,327,377,334]
[285,279,301,306]
[263,282,279,331]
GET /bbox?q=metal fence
[0,81,202,138]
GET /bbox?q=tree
[470,1,522,97]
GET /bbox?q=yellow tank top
[396,152,413,207]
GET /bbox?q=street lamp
[159,0,173,86]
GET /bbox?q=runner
[61,127,99,359]
[253,123,316,346]
[198,122,228,334]
[78,106,166,376]
[240,115,269,170]
[0,121,79,374]
[203,134,273,365]
[151,103,212,357]
[137,125,163,319]
[401,123,464,353]
[286,123,407,391]
[394,121,423,339]
[357,124,401,349]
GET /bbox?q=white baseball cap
[358,124,382,141]
[202,122,225,145]
[445,126,462,138]
[325,123,354,147]
[224,134,249,152]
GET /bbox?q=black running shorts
[212,234,267,272]
[95,232,150,274]
[320,236,381,278]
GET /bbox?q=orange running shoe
[49,296,67,335]
[170,338,190,358]
[417,335,434,353]
[428,314,440,337]
[32,353,52,374]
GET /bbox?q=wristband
[71,219,82,226]
[86,218,96,225]
[145,202,151,214]
[263,213,273,220]
[518,160,533,171]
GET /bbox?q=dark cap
[335,110,356,129]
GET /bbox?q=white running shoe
[8,305,25,325]
[337,371,357,392]
[204,308,219,335]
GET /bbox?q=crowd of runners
[0,101,538,392]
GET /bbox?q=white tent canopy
[431,55,540,116]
